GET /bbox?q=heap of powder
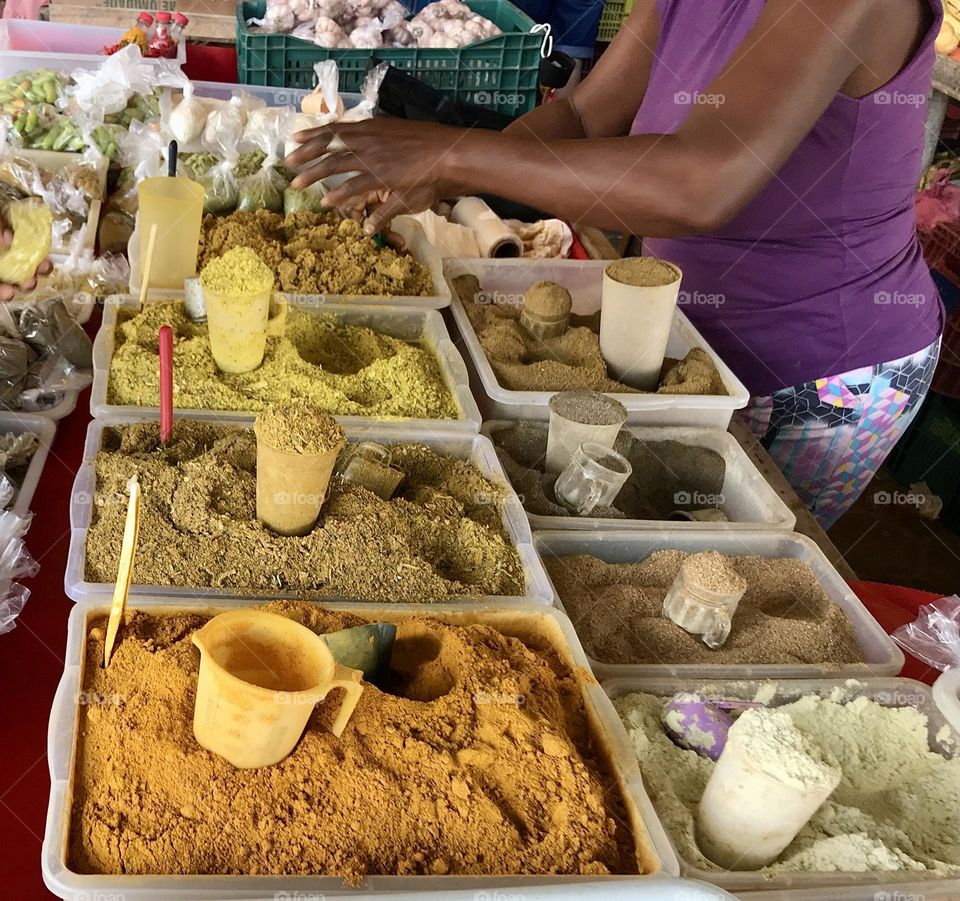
[255,400,345,455]
[550,390,626,426]
[524,281,572,318]
[546,551,864,666]
[680,551,748,596]
[461,300,725,395]
[492,423,726,520]
[606,257,679,287]
[69,602,648,880]
[199,246,274,295]
[615,690,960,874]
[107,301,460,420]
[84,422,525,601]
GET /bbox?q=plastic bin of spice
[0,19,186,79]
[445,258,750,427]
[90,295,480,432]
[65,417,553,607]
[128,215,451,308]
[42,598,745,900]
[482,420,796,532]
[0,412,55,515]
[603,675,960,899]
[533,529,903,679]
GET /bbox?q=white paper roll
[450,197,523,258]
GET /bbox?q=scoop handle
[159,325,173,444]
[265,295,287,338]
[326,664,364,738]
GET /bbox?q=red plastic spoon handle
[159,325,173,444]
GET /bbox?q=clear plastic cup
[336,442,405,500]
[546,390,627,474]
[192,609,364,769]
[205,281,287,375]
[554,442,632,515]
[255,424,346,536]
[137,177,205,290]
[662,554,747,649]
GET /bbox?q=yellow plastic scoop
[191,609,364,769]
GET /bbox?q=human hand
[0,226,52,302]
[285,118,470,235]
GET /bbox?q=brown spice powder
[546,552,865,666]
[255,400,346,454]
[84,423,525,601]
[605,258,679,288]
[680,551,748,595]
[68,603,645,880]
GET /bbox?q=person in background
[288,0,944,529]
[513,0,605,92]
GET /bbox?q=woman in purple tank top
[289,0,944,526]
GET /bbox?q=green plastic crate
[597,0,634,42]
[237,0,541,116]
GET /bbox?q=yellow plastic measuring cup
[137,177,204,290]
[191,609,364,769]
[204,284,287,375]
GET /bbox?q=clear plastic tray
[90,295,480,431]
[533,529,903,679]
[483,420,796,532]
[42,598,734,900]
[0,411,56,515]
[129,216,451,309]
[604,675,960,899]
[444,258,750,427]
[65,417,553,607]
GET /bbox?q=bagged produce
[284,181,328,214]
[193,100,246,214]
[0,199,52,285]
[238,110,289,213]
[0,338,35,404]
[19,298,94,369]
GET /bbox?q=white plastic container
[41,598,743,900]
[445,258,749,427]
[603,675,960,899]
[65,418,553,607]
[533,529,903,679]
[90,295,480,432]
[0,18,186,77]
[484,421,796,532]
[129,215,451,308]
[0,411,56,515]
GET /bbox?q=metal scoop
[321,623,397,684]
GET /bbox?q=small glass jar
[554,442,632,516]
[662,555,747,649]
[336,442,405,500]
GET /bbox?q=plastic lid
[137,11,154,24]
[174,11,189,25]
[155,10,172,22]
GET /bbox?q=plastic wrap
[192,101,247,215]
[0,583,30,636]
[238,110,290,213]
[0,337,35,404]
[68,45,159,119]
[18,298,93,369]
[893,595,960,671]
[0,508,36,634]
[284,182,328,214]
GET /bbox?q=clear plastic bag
[238,110,290,213]
[18,297,94,369]
[0,582,30,636]
[18,352,92,412]
[68,45,159,119]
[0,337,35,405]
[892,595,960,672]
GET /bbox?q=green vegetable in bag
[284,182,329,215]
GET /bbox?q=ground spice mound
[616,690,960,874]
[199,209,432,296]
[107,301,461,420]
[492,423,726,520]
[69,603,646,879]
[546,551,864,665]
[84,422,525,601]
[199,246,274,294]
[680,551,748,595]
[462,302,725,395]
[606,257,678,287]
[255,400,345,454]
[524,281,572,318]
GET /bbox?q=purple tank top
[633,0,944,395]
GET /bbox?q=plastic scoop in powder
[662,692,763,760]
[545,389,627,474]
[336,441,405,500]
[200,247,287,374]
[662,551,748,649]
[520,280,573,341]
[191,609,364,769]
[255,400,347,537]
[554,442,632,516]
[696,707,841,870]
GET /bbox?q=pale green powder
[615,690,960,875]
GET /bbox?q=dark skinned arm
[286,0,923,236]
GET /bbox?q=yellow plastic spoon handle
[103,474,141,668]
